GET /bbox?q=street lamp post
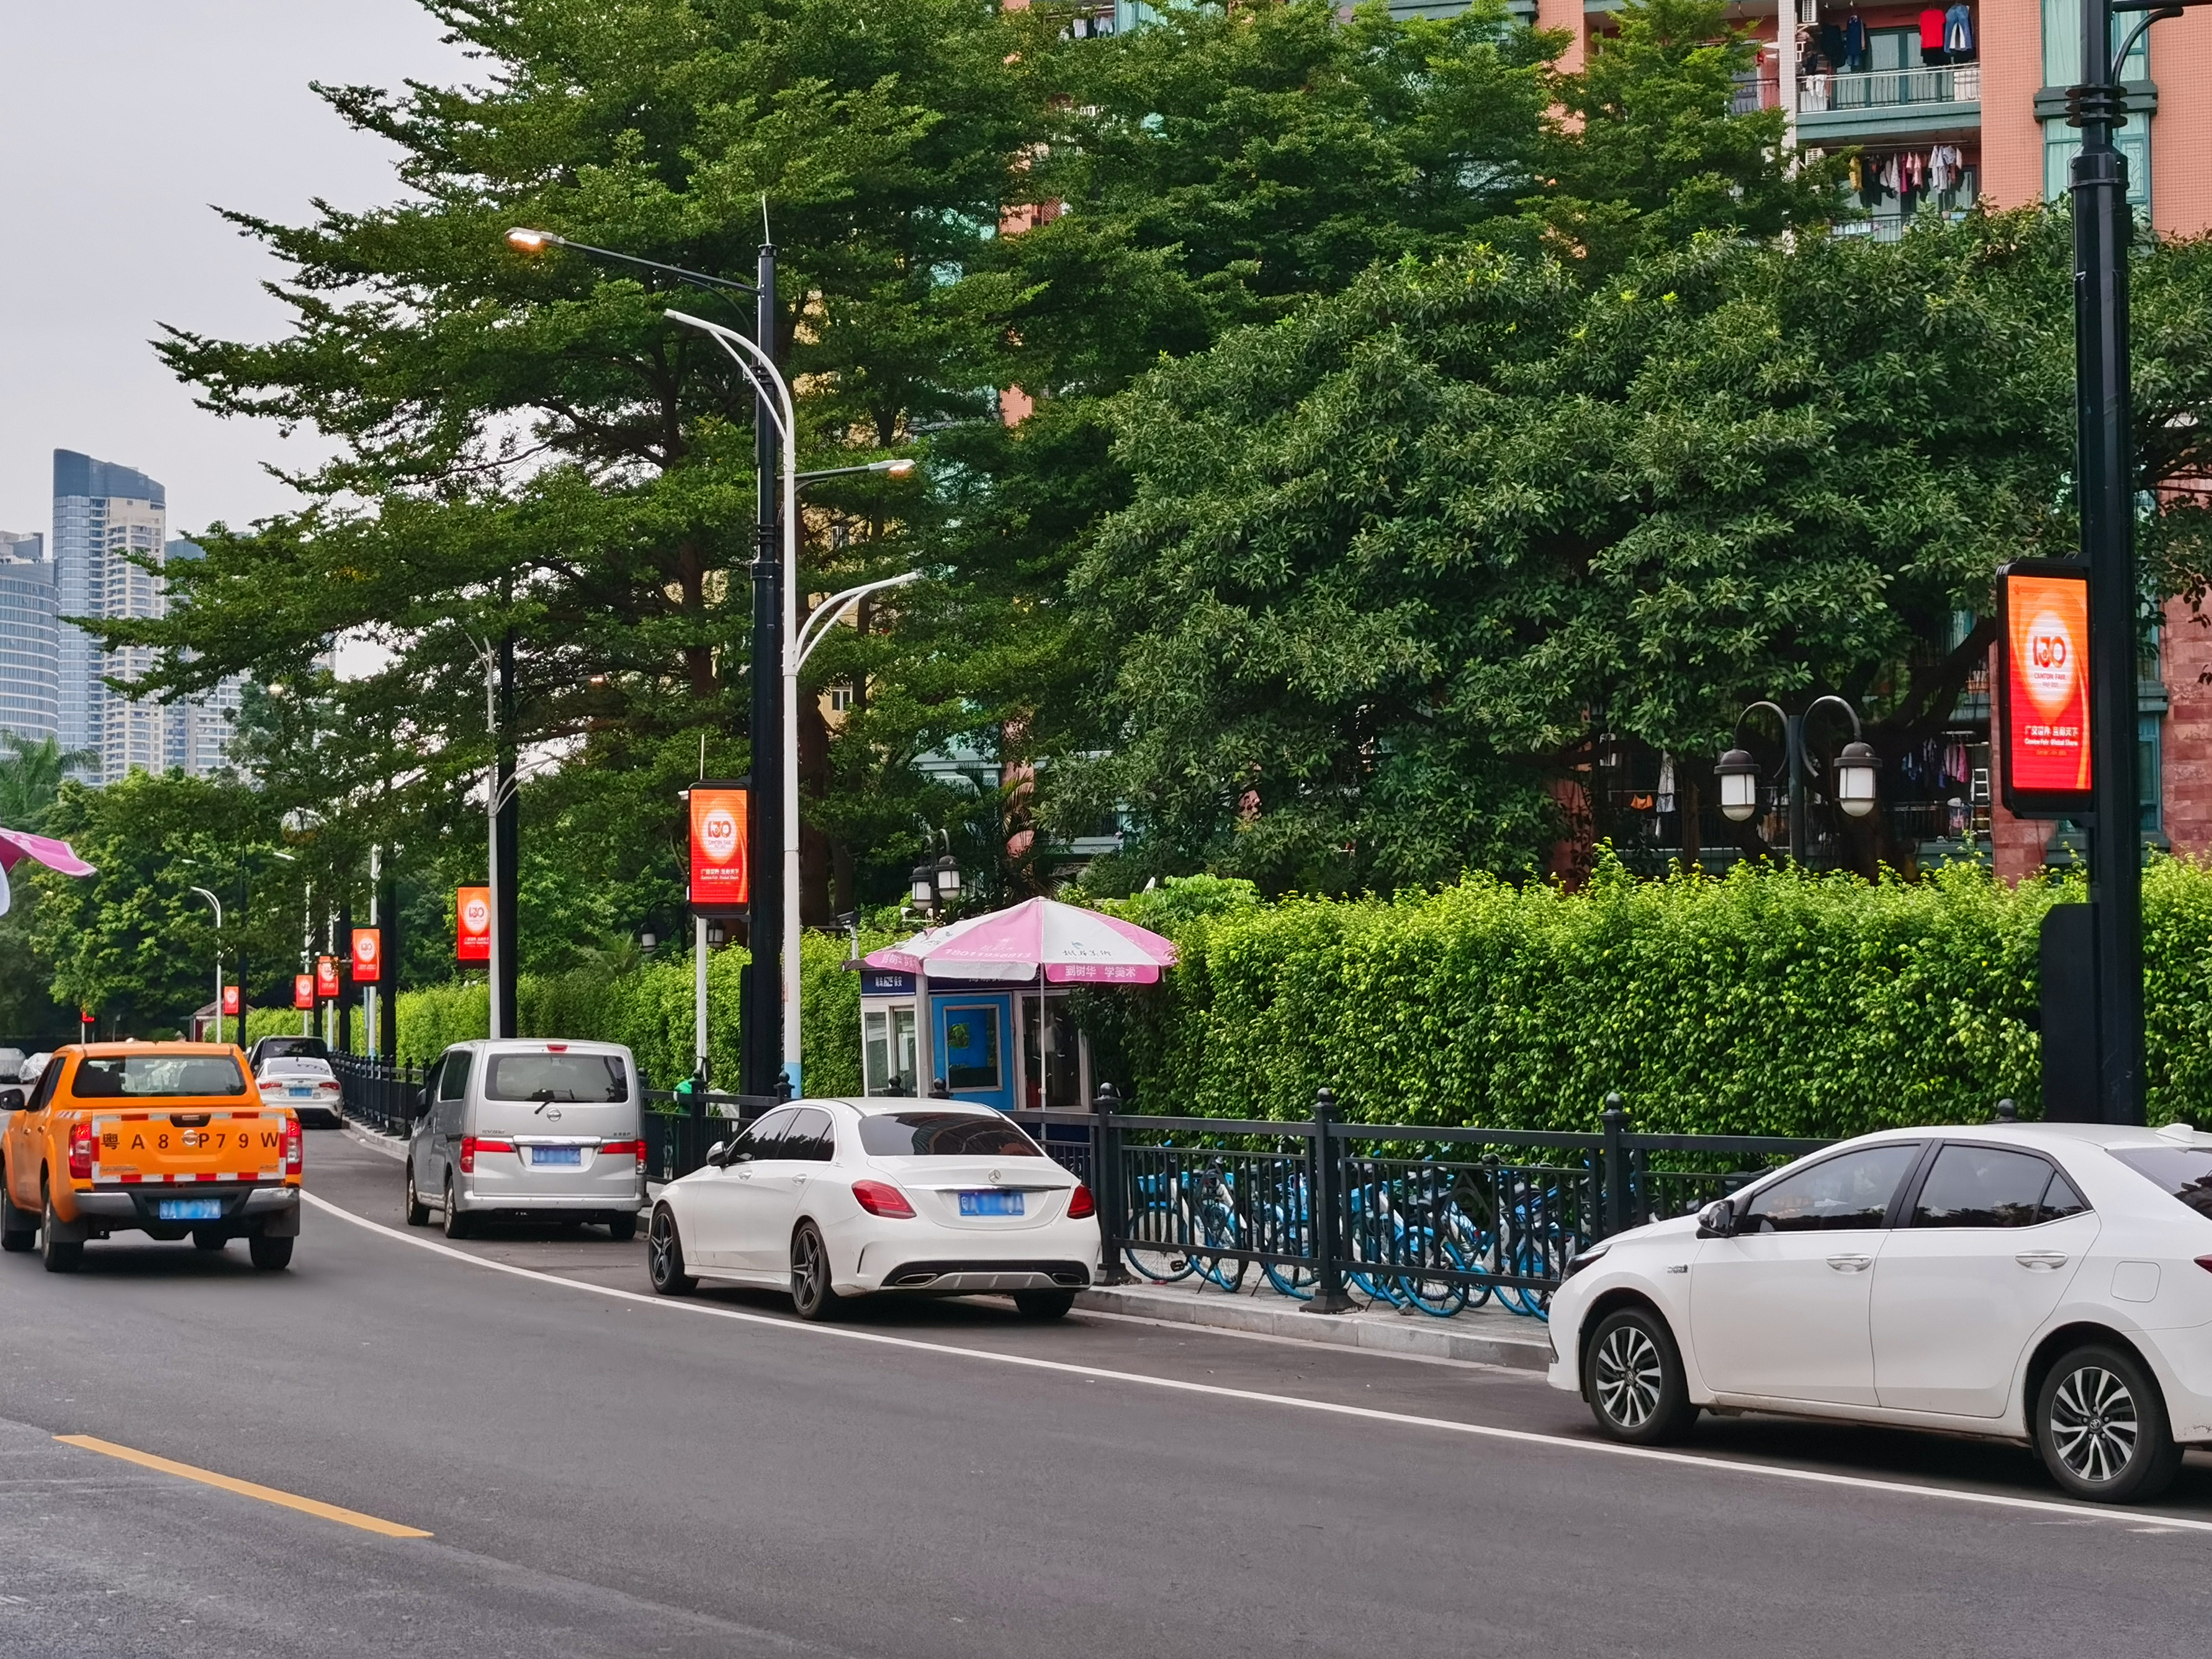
[189,886,224,1044]
[2071,0,2205,1125]
[1715,698,1879,864]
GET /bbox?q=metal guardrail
[1014,1088,1832,1320]
[330,1056,780,1185]
[1799,64,1980,112]
[331,1059,1828,1320]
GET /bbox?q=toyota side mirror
[1696,1198,1737,1239]
[704,1141,729,1169]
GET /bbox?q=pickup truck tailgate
[91,1111,289,1183]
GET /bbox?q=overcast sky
[0,1,469,546]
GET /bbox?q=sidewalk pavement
[1076,1274,1554,1372]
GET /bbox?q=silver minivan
[403,1040,645,1240]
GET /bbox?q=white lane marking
[302,1190,2212,1535]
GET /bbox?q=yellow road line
[55,1434,431,1538]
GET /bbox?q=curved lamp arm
[1801,695,1864,742]
[794,572,922,674]
[189,886,223,930]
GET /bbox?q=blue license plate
[531,1146,582,1167]
[288,1086,313,1096]
[958,1190,1024,1217]
[158,1198,225,1221]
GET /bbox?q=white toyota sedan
[1549,1120,2212,1503]
[646,1097,1100,1321]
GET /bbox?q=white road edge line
[301,1189,2212,1535]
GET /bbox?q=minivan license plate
[958,1190,1023,1216]
[531,1146,582,1167]
[158,1198,226,1221]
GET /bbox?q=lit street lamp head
[1715,748,1761,824]
[506,227,560,253]
[883,458,917,478]
[1835,741,1881,819]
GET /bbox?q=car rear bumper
[61,1184,299,1240]
[457,1189,643,1214]
[845,1218,1102,1296]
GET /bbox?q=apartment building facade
[50,451,243,783]
[0,530,57,747]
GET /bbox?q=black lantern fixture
[910,861,937,912]
[639,929,657,955]
[935,853,961,902]
[1835,742,1882,819]
[1716,749,1762,824]
[706,920,727,949]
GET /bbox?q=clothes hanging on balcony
[1657,755,1676,816]
[1918,8,1945,50]
[1820,22,1848,73]
[1944,4,1974,54]
[1845,14,1867,72]
[1928,144,1964,193]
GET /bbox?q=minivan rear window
[856,1112,1041,1158]
[483,1053,626,1104]
[2109,1146,2212,1221]
[71,1054,247,1099]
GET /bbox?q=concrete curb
[339,1120,407,1161]
[1073,1283,1553,1372]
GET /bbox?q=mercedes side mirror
[704,1140,729,1169]
[1696,1198,1737,1239]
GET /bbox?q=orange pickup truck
[0,1042,302,1273]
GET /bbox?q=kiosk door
[935,995,1014,1113]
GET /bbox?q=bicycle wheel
[1402,1228,1471,1318]
[1122,1194,1195,1283]
[1192,1199,1247,1292]
[1448,1218,1496,1308]
[1258,1202,1316,1300]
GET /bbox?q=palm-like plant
[0,734,94,833]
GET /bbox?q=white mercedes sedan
[646,1097,1100,1321]
[1549,1121,2212,1503]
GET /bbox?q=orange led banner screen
[294,974,315,1011]
[689,783,750,914]
[1997,561,2093,818]
[351,927,382,983]
[315,955,341,999]
[456,886,492,963]
[221,986,241,1017]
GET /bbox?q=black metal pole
[1304,1086,1354,1315]
[1785,713,1807,867]
[493,629,520,1041]
[2072,0,2146,1126]
[336,895,354,1057]
[743,240,783,1097]
[379,863,400,1066]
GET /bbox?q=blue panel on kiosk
[935,992,1014,1113]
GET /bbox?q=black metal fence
[1014,1086,1832,1320]
[331,1057,1830,1320]
[330,1055,778,1186]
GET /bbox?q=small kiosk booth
[854,897,1177,1113]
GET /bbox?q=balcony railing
[1799,63,1980,113]
[1732,76,1779,115]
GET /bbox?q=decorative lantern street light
[1835,742,1882,819]
[1722,696,1877,864]
[910,861,937,912]
[1716,749,1762,824]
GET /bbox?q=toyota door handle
[2016,1251,2069,1269]
[1826,1254,1873,1272]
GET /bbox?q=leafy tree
[94,0,1061,942]
[1053,211,2133,891]
[0,735,96,1040]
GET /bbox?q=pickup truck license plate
[531,1146,582,1167]
[158,1198,226,1221]
[958,1190,1023,1216]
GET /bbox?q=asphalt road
[1,1129,2208,1658]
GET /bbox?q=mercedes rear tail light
[852,1179,915,1218]
[1066,1182,1096,1220]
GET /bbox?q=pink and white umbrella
[865,896,1177,984]
[0,827,97,918]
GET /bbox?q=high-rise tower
[0,530,58,746]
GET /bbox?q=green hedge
[1086,859,2212,1135]
[370,858,2212,1136]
